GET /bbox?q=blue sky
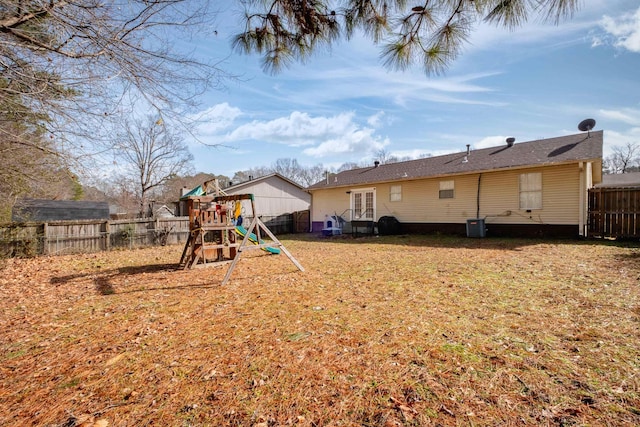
[184,1,640,178]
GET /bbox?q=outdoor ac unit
[466,218,486,238]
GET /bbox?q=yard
[1,235,639,426]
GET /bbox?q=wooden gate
[293,210,310,233]
[588,187,640,239]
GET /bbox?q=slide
[235,225,280,254]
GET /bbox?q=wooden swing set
[178,181,304,285]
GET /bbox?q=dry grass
[1,234,639,426]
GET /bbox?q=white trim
[350,187,376,221]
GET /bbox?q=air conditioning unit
[466,218,486,238]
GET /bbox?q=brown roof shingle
[307,131,603,190]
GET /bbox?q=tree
[1,0,225,173]
[232,158,327,187]
[0,76,83,221]
[604,142,640,174]
[113,115,194,217]
[234,0,580,75]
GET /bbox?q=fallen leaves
[0,236,639,425]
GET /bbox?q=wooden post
[42,222,49,256]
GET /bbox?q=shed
[12,199,110,222]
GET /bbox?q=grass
[0,234,639,426]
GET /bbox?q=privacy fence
[0,211,309,258]
[588,187,640,239]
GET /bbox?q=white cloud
[190,107,391,160]
[367,111,385,128]
[302,128,389,158]
[224,111,364,147]
[191,103,243,136]
[599,6,640,53]
[599,108,640,125]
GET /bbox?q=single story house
[180,173,311,234]
[12,199,110,222]
[222,173,310,217]
[307,131,603,238]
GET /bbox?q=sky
[181,1,640,179]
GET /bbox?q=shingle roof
[12,199,109,221]
[225,173,305,192]
[307,131,603,190]
[595,172,640,188]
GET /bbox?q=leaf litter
[0,234,639,426]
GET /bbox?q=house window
[439,180,454,199]
[519,172,542,210]
[390,185,402,202]
[351,188,376,220]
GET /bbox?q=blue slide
[235,225,280,254]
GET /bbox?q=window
[439,180,454,199]
[390,185,402,202]
[519,172,542,210]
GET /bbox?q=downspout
[579,162,585,236]
[476,174,482,219]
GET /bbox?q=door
[351,188,375,221]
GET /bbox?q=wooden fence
[588,187,640,239]
[0,217,191,257]
[0,211,310,257]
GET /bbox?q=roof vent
[462,144,470,163]
[374,160,380,168]
[506,137,515,147]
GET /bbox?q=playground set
[178,180,304,285]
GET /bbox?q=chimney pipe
[374,160,380,168]
[466,144,470,156]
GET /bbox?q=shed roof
[307,131,603,190]
[12,199,109,222]
[595,172,640,188]
[225,173,306,193]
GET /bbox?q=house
[223,173,311,216]
[307,131,603,238]
[180,173,311,234]
[12,199,110,222]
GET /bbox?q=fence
[588,187,640,239]
[0,210,310,257]
[0,217,191,257]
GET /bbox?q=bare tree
[604,142,640,174]
[232,158,328,187]
[234,0,580,75]
[113,115,194,217]
[298,163,326,187]
[1,0,226,175]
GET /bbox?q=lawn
[1,234,639,426]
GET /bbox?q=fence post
[42,222,49,255]
[105,220,110,251]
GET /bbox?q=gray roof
[596,172,640,188]
[12,199,109,222]
[226,173,306,192]
[307,131,603,190]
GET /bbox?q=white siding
[226,176,310,217]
